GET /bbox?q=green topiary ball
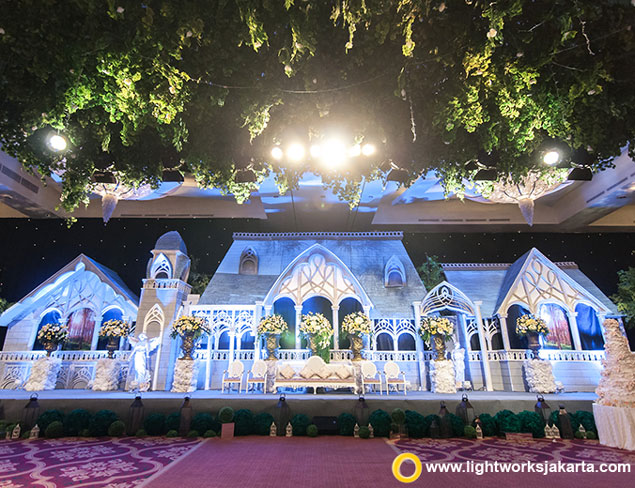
[166,430,178,438]
[586,431,597,440]
[254,413,275,436]
[574,430,585,439]
[337,413,357,436]
[517,410,545,438]
[37,409,65,433]
[233,409,255,435]
[307,424,318,437]
[291,414,310,436]
[166,412,181,432]
[45,420,64,438]
[187,430,199,438]
[64,409,92,436]
[108,420,126,437]
[135,429,147,437]
[218,407,234,424]
[90,410,119,437]
[494,410,521,434]
[369,410,391,437]
[405,411,426,438]
[21,430,31,439]
[446,413,466,437]
[191,413,217,434]
[358,426,370,439]
[476,414,496,437]
[573,411,596,435]
[464,425,477,438]
[144,413,167,436]
[391,408,406,425]
[79,428,91,437]
[203,429,217,438]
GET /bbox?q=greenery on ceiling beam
[0,0,633,214]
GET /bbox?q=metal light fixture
[48,133,68,152]
[178,396,193,436]
[438,401,452,438]
[127,395,144,435]
[275,394,291,437]
[473,168,498,181]
[534,395,551,424]
[567,167,593,181]
[354,395,369,427]
[456,394,474,425]
[22,394,40,430]
[558,404,574,439]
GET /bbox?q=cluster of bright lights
[271,140,376,168]
[542,150,561,166]
[48,133,68,152]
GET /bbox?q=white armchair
[245,359,268,393]
[222,360,244,393]
[361,361,382,395]
[384,361,407,395]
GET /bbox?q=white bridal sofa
[273,356,357,394]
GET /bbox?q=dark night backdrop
[1,218,632,304]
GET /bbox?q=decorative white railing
[142,278,192,293]
[539,349,605,362]
[363,351,420,362]
[487,349,533,361]
[468,351,482,361]
[191,349,422,362]
[0,350,131,362]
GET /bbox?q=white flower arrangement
[37,323,68,344]
[516,314,549,336]
[170,315,209,339]
[98,319,132,338]
[257,314,289,336]
[299,312,333,349]
[418,316,454,342]
[341,311,372,336]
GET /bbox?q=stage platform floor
[0,389,597,420]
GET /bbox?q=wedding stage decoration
[170,315,209,393]
[92,320,132,391]
[593,318,635,450]
[126,333,161,391]
[299,312,333,360]
[341,311,372,361]
[257,314,288,361]
[24,323,67,391]
[419,316,455,393]
[517,314,556,393]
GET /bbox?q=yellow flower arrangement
[418,316,454,342]
[341,311,373,336]
[170,315,210,339]
[257,314,288,336]
[515,314,549,336]
[37,323,68,344]
[299,312,333,349]
[98,319,132,338]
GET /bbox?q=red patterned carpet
[1,436,633,487]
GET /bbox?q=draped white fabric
[593,403,635,451]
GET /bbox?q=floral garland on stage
[418,316,454,342]
[37,323,68,344]
[515,314,549,336]
[341,311,372,337]
[170,315,209,339]
[99,319,132,338]
[257,314,288,336]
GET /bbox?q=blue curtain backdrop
[576,303,605,350]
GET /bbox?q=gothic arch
[421,281,476,316]
[384,255,406,288]
[239,247,258,275]
[150,253,172,279]
[263,243,372,308]
[143,304,164,334]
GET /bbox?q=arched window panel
[33,310,62,350]
[490,332,504,350]
[575,303,604,350]
[506,304,531,349]
[273,297,296,350]
[151,253,172,280]
[470,335,481,351]
[384,256,406,288]
[240,332,255,350]
[218,331,230,350]
[239,247,258,275]
[539,303,574,350]
[376,333,395,351]
[338,297,363,349]
[397,333,416,351]
[64,308,96,350]
[97,308,124,349]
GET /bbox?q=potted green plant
[219,407,235,439]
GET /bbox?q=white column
[498,314,512,350]
[205,331,213,390]
[413,301,425,391]
[568,311,583,351]
[332,305,340,349]
[475,301,493,392]
[294,305,303,350]
[254,303,263,360]
[228,330,236,363]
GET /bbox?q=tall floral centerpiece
[516,314,549,354]
[419,316,454,361]
[170,315,209,360]
[37,323,68,356]
[257,314,288,360]
[299,312,333,361]
[98,320,132,359]
[341,311,372,361]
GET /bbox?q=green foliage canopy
[612,266,635,329]
[0,1,633,214]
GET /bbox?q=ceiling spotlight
[464,160,480,172]
[287,143,305,162]
[48,133,67,152]
[361,143,376,156]
[567,167,593,181]
[309,144,322,158]
[543,150,561,166]
[271,146,283,160]
[348,144,362,157]
[321,139,347,167]
[474,168,498,181]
